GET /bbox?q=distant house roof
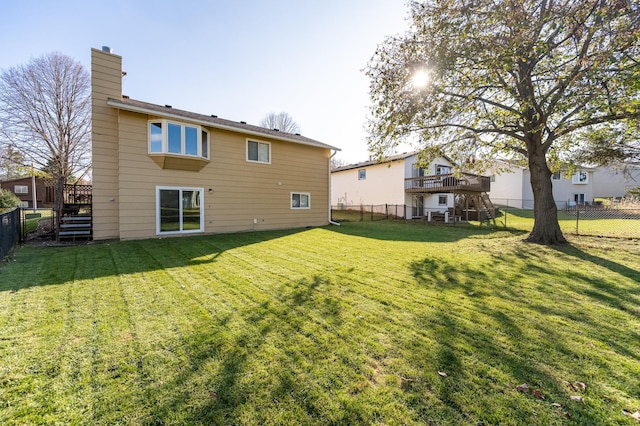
[332,151,420,173]
[107,97,340,152]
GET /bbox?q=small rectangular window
[14,185,28,194]
[438,195,448,206]
[436,165,451,175]
[291,192,310,209]
[572,171,588,184]
[247,140,270,163]
[358,169,366,180]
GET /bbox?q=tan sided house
[91,47,339,240]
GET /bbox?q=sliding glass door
[157,186,203,234]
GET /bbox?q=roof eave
[106,99,340,151]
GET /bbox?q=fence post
[360,205,364,222]
[505,199,508,229]
[575,206,580,235]
[371,205,374,221]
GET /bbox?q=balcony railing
[405,173,490,193]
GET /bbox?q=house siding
[91,48,331,241]
[91,48,121,240]
[115,112,329,239]
[332,159,406,206]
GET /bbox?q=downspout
[328,149,340,226]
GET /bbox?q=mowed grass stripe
[1,222,639,424]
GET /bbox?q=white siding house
[489,162,596,208]
[332,152,492,221]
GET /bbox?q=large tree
[367,0,640,244]
[259,112,301,134]
[0,52,91,216]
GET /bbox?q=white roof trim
[106,99,340,151]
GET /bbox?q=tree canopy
[367,0,640,244]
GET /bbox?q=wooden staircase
[480,193,497,224]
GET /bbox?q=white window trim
[156,186,204,235]
[571,171,588,184]
[290,192,311,210]
[148,119,210,160]
[14,185,28,194]
[438,194,448,206]
[246,139,271,164]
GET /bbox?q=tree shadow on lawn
[407,248,640,423]
[1,228,308,291]
[328,220,527,243]
[101,274,379,424]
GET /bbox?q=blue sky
[1,0,409,163]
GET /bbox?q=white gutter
[328,150,340,226]
[106,99,340,151]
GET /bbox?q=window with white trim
[571,171,588,184]
[247,140,270,163]
[291,192,310,209]
[435,164,452,175]
[156,186,204,234]
[148,120,209,159]
[438,195,448,206]
[14,185,28,194]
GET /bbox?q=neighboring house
[592,164,640,198]
[331,152,493,221]
[488,162,596,208]
[0,176,54,208]
[91,47,339,241]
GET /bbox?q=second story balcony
[405,173,491,194]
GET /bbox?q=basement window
[291,192,310,209]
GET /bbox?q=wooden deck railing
[63,184,92,205]
[404,173,490,193]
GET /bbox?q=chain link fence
[21,208,56,242]
[488,198,640,238]
[332,200,640,239]
[0,208,21,261]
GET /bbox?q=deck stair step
[58,214,92,241]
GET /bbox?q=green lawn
[1,222,639,425]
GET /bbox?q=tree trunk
[525,151,567,244]
[53,175,64,238]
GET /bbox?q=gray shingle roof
[106,97,340,151]
[332,151,419,172]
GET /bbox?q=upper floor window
[247,140,271,164]
[14,185,28,194]
[435,164,451,175]
[552,172,561,180]
[358,169,366,180]
[572,171,588,184]
[148,120,209,159]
